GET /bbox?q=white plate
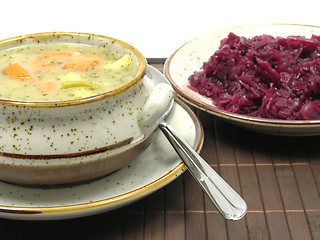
[0,92,203,221]
[164,24,320,136]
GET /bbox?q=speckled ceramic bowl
[0,32,175,186]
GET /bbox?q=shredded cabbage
[188,33,320,120]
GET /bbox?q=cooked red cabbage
[188,32,320,120]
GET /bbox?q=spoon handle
[159,120,247,220]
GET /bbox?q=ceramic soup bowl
[0,32,174,186]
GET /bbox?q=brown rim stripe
[0,137,134,160]
[0,208,41,214]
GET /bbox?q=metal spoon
[141,65,247,220]
[159,100,247,220]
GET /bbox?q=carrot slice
[3,63,33,80]
[40,81,58,94]
[33,51,74,70]
[64,56,102,71]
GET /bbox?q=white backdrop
[0,0,318,58]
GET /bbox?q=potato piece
[73,88,94,99]
[61,72,99,89]
[105,54,132,70]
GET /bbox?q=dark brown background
[0,62,319,240]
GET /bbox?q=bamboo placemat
[0,62,319,240]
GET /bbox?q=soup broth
[0,43,139,102]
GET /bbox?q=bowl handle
[138,82,175,134]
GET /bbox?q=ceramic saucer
[0,98,203,220]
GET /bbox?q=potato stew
[0,43,139,102]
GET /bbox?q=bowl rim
[0,31,147,108]
[164,23,320,126]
